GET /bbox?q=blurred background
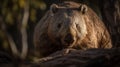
[0,0,119,61]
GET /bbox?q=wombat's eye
[57,23,62,28]
[76,24,80,28]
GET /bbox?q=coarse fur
[33,1,112,57]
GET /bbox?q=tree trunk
[100,0,120,47]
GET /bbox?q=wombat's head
[47,2,88,48]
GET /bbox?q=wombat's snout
[64,33,74,44]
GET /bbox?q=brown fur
[33,1,112,57]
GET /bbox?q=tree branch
[20,0,29,59]
[0,16,20,58]
[32,48,120,67]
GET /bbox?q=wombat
[33,1,112,57]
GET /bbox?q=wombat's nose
[64,33,74,44]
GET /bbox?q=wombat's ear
[50,4,59,14]
[78,4,88,14]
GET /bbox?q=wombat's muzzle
[64,33,74,45]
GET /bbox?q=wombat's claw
[63,48,71,55]
[34,57,53,63]
[35,55,63,63]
